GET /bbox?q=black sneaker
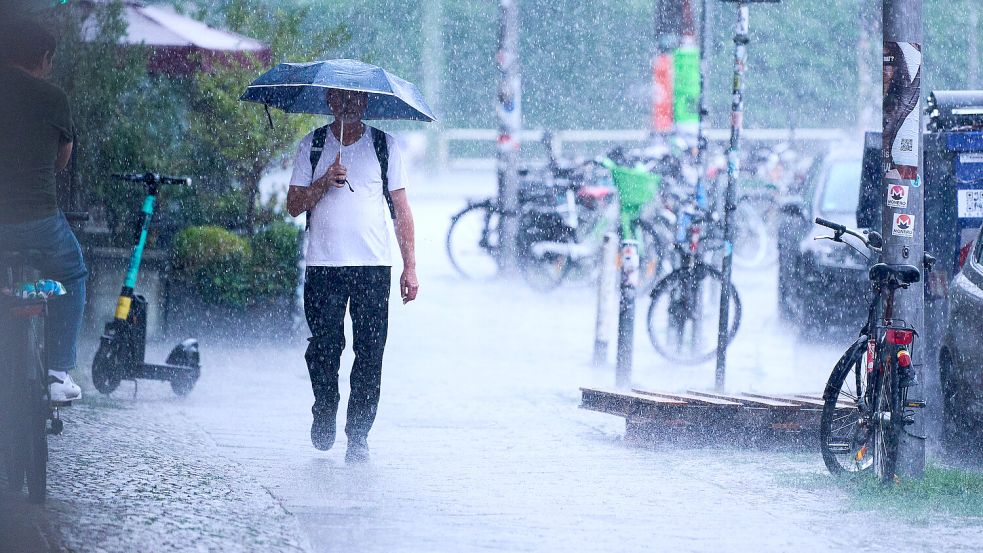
[345,436,370,463]
[311,415,336,451]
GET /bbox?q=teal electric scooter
[92,173,201,396]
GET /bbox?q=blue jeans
[0,211,87,372]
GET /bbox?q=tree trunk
[243,165,264,236]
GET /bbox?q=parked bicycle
[0,212,87,504]
[816,217,932,482]
[645,190,741,365]
[446,141,668,292]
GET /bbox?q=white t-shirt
[289,127,407,267]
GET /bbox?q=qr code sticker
[899,138,913,152]
[958,189,983,218]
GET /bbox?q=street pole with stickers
[714,0,778,392]
[496,0,522,273]
[882,0,926,479]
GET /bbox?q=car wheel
[939,349,965,453]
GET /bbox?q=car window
[820,160,863,213]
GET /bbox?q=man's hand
[313,153,348,192]
[327,153,347,187]
[400,268,419,304]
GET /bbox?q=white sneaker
[49,371,82,402]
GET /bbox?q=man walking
[0,18,86,402]
[286,88,418,463]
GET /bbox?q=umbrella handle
[264,105,274,129]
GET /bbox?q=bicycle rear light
[886,329,914,345]
[897,349,912,369]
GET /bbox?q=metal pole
[616,237,640,388]
[496,0,522,273]
[969,5,979,89]
[714,3,750,392]
[593,232,619,367]
[695,0,712,200]
[857,0,879,132]
[422,0,444,164]
[882,0,925,479]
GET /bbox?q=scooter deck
[130,362,197,381]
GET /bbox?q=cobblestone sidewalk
[1,394,311,553]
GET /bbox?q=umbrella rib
[244,83,399,97]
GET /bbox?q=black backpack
[306,125,395,229]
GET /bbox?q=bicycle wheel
[0,303,47,502]
[92,337,122,395]
[25,311,47,503]
[820,338,873,475]
[873,357,902,483]
[446,201,500,280]
[516,209,574,292]
[634,219,671,293]
[646,263,741,364]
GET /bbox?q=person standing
[286,88,418,463]
[0,18,86,402]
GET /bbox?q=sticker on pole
[887,184,909,209]
[619,241,640,288]
[892,213,914,237]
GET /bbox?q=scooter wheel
[170,363,199,397]
[91,342,122,395]
[170,374,196,397]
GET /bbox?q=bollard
[593,232,619,367]
[616,239,640,388]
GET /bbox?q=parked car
[938,221,983,448]
[777,150,871,327]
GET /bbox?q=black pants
[304,266,391,439]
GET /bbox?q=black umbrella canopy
[240,59,436,122]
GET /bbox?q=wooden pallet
[581,386,845,447]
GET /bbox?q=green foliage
[778,463,983,520]
[249,220,301,297]
[48,2,186,237]
[271,0,983,132]
[181,0,349,233]
[173,225,253,307]
[846,464,983,519]
[171,222,300,308]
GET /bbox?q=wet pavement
[1,397,310,553]
[3,171,983,552]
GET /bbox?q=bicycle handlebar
[112,172,192,186]
[814,217,846,232]
[63,212,90,223]
[813,217,881,251]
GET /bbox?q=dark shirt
[0,65,73,224]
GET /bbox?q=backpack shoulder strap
[370,126,396,220]
[309,125,328,176]
[305,125,329,230]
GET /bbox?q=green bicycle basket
[601,158,661,237]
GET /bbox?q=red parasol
[79,0,270,75]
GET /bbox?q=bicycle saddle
[869,263,921,285]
